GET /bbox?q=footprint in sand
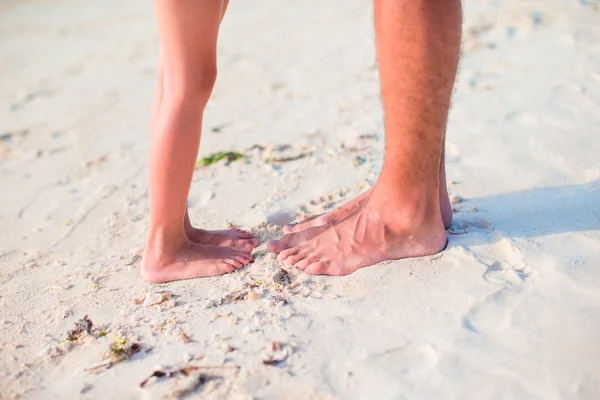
[463,256,538,335]
[352,343,439,383]
[346,343,439,397]
[448,217,493,235]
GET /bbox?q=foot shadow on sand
[449,178,600,244]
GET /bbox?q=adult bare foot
[283,184,452,234]
[142,235,254,283]
[282,188,373,234]
[268,192,447,276]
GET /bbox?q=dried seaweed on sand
[66,315,93,341]
[197,151,245,167]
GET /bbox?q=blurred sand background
[1,0,600,399]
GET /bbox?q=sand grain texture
[1,0,600,399]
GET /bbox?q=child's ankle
[146,226,188,252]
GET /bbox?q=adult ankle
[369,185,442,231]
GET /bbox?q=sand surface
[1,0,600,399]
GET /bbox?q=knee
[189,66,218,97]
[166,66,218,106]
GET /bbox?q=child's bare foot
[184,212,259,248]
[185,226,259,248]
[268,189,447,276]
[284,185,452,234]
[142,234,254,283]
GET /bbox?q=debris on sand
[80,382,93,394]
[272,269,292,286]
[162,299,177,309]
[197,151,245,167]
[172,373,218,399]
[211,124,227,133]
[85,339,143,372]
[262,340,293,366]
[266,153,307,163]
[108,339,142,363]
[262,350,288,366]
[359,133,378,140]
[140,370,168,388]
[217,289,248,306]
[203,300,217,309]
[269,295,288,307]
[246,290,262,302]
[248,144,266,152]
[125,253,142,267]
[180,333,192,343]
[66,315,93,341]
[450,195,463,204]
[264,144,311,163]
[0,129,28,142]
[140,365,230,396]
[136,291,173,307]
[210,276,288,308]
[354,155,366,166]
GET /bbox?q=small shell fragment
[139,292,172,307]
[272,269,292,286]
[203,300,216,309]
[246,291,262,302]
[180,333,192,343]
[143,292,164,307]
[161,299,177,309]
[450,195,463,204]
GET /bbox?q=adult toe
[294,256,319,270]
[305,261,329,275]
[277,247,299,263]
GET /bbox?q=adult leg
[283,143,453,234]
[268,0,461,275]
[142,0,252,283]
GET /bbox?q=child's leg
[150,1,256,249]
[143,0,252,283]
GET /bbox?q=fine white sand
[1,0,600,399]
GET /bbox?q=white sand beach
[1,0,600,398]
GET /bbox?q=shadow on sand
[450,179,600,243]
